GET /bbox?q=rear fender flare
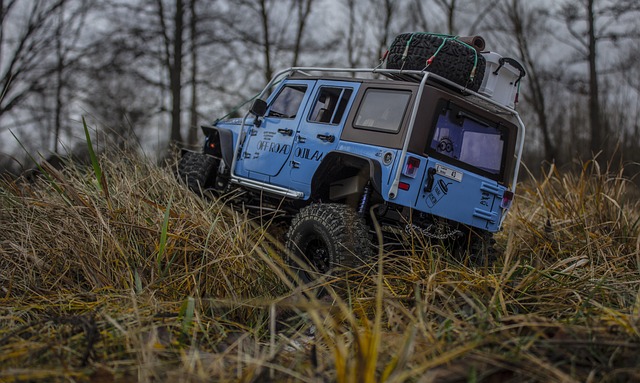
[311,151,383,199]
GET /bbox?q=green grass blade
[180,297,195,335]
[134,268,143,295]
[157,195,173,271]
[82,116,103,192]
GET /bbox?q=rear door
[289,81,359,188]
[239,80,316,177]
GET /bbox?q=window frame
[352,88,412,134]
[266,84,308,119]
[425,100,509,182]
[307,86,354,125]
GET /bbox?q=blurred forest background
[1,0,640,176]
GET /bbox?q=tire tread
[286,203,372,275]
[177,151,217,195]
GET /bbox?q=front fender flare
[201,125,234,167]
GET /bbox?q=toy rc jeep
[178,33,526,282]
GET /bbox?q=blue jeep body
[177,56,527,280]
[195,67,524,236]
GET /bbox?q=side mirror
[250,99,267,117]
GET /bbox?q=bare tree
[490,0,559,163]
[343,0,370,69]
[5,0,640,171]
[0,0,94,158]
[220,0,327,84]
[374,0,398,60]
[187,0,199,147]
[156,0,185,147]
[82,48,160,151]
[559,0,640,159]
[0,1,67,119]
[291,0,315,67]
[408,0,500,36]
[407,0,430,31]
[258,0,274,82]
[92,0,192,150]
[434,0,456,34]
[51,1,89,153]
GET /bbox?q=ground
[1,152,639,382]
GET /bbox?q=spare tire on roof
[385,32,486,92]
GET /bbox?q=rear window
[428,102,506,179]
[354,89,411,133]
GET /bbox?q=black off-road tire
[454,229,497,266]
[177,151,218,195]
[286,204,373,285]
[386,33,486,91]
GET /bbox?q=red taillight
[209,142,215,149]
[402,156,420,178]
[398,182,410,191]
[501,190,514,209]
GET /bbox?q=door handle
[424,167,436,192]
[277,128,293,136]
[317,134,335,143]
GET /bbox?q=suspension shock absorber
[357,181,372,217]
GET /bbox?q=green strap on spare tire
[398,32,479,83]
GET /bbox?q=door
[240,80,315,177]
[289,82,358,187]
[419,158,506,231]
[417,101,510,231]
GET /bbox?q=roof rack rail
[288,66,473,89]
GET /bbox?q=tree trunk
[587,0,602,159]
[447,0,456,35]
[188,0,198,148]
[259,0,272,83]
[376,0,395,59]
[509,0,555,162]
[346,0,357,70]
[435,0,456,35]
[54,4,64,154]
[291,0,313,67]
[170,0,184,146]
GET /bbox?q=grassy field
[1,149,639,382]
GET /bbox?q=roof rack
[377,71,426,83]
[290,66,434,83]
[290,66,477,94]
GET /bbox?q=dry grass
[1,150,639,382]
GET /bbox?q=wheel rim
[303,235,330,274]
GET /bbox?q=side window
[308,87,353,124]
[354,89,411,133]
[268,85,307,119]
